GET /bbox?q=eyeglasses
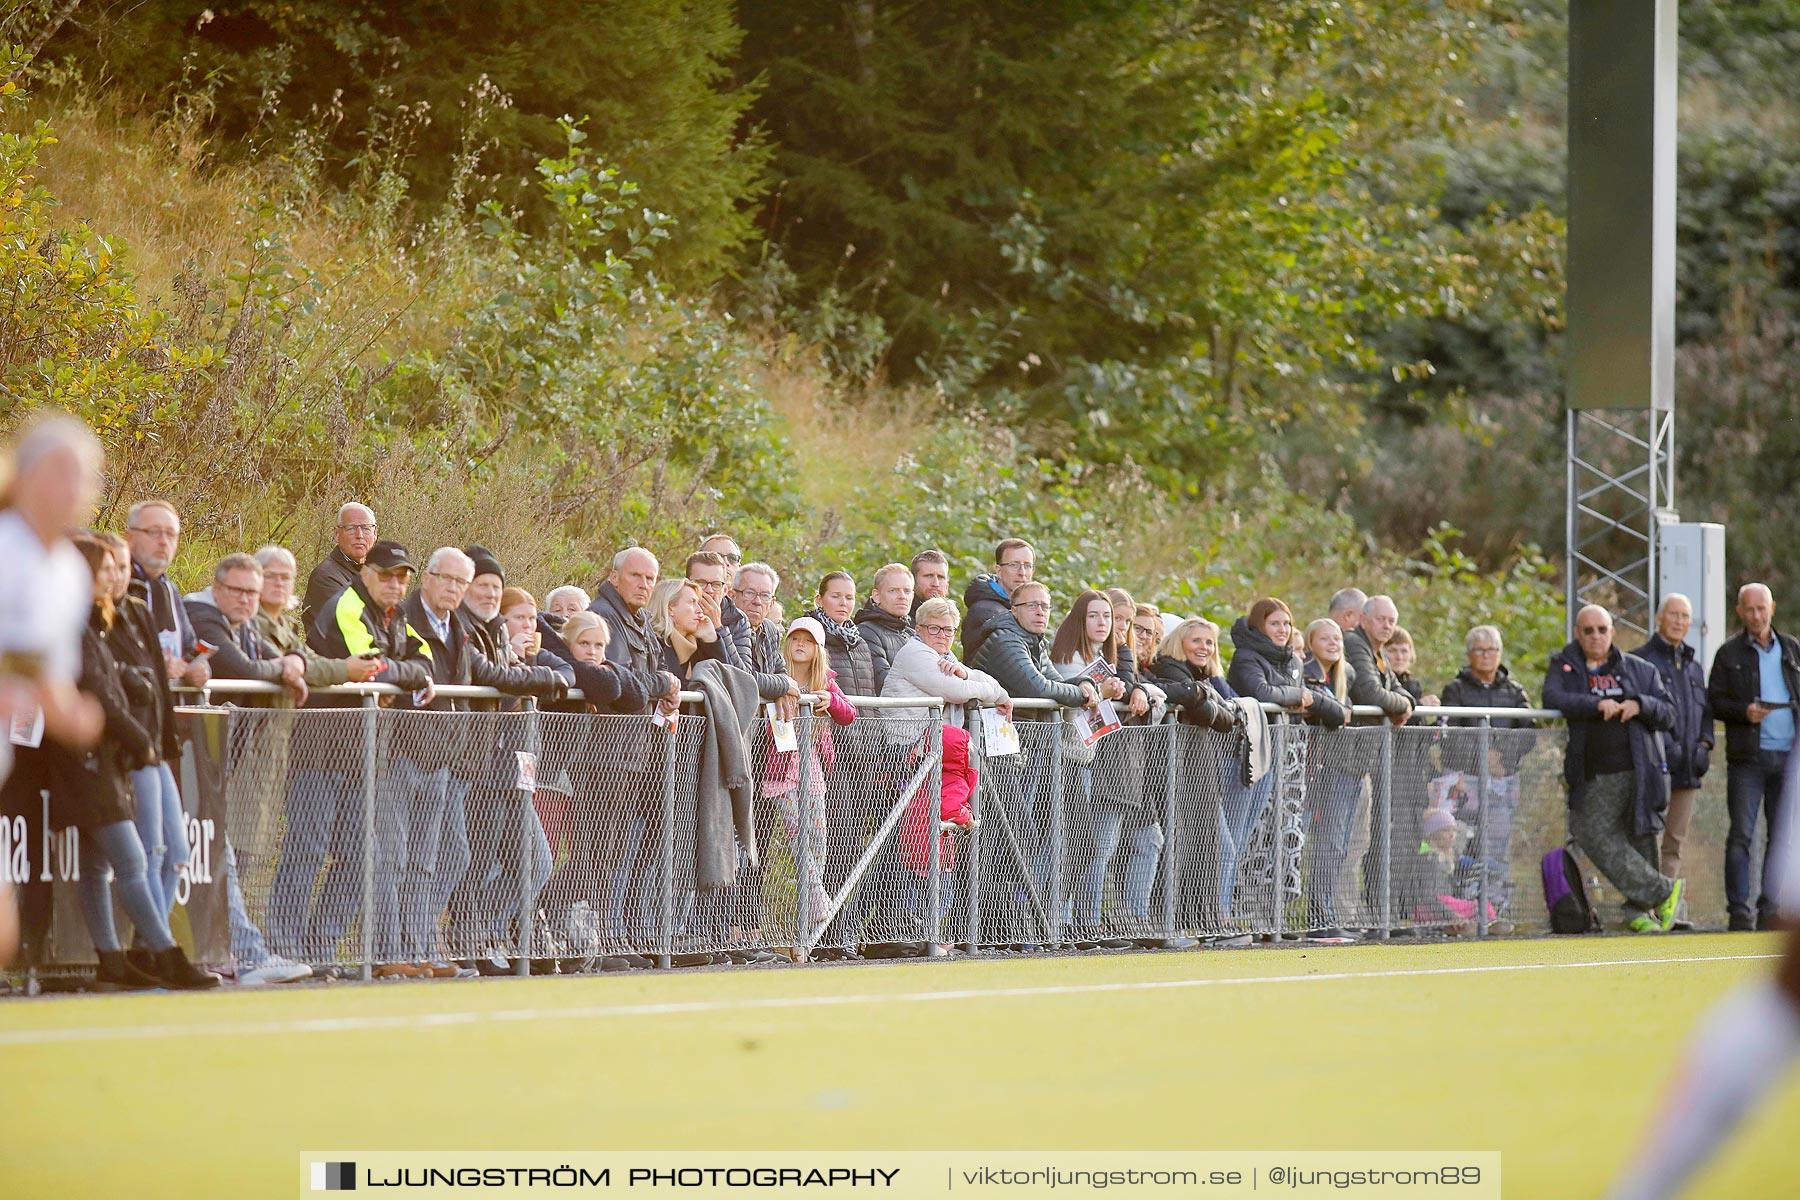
[693,579,726,593]
[1012,601,1051,613]
[217,582,261,599]
[919,623,957,637]
[718,553,743,565]
[338,523,377,535]
[1470,645,1501,655]
[1577,625,1610,636]
[735,588,774,603]
[129,526,179,540]
[999,559,1033,571]
[427,571,473,587]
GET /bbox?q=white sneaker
[239,956,312,986]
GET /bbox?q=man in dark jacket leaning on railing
[1545,604,1681,934]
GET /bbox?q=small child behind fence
[760,616,856,924]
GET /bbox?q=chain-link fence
[14,681,1752,981]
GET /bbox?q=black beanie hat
[464,544,504,582]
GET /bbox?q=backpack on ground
[1541,844,1600,934]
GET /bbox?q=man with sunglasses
[1545,604,1682,933]
[302,502,379,630]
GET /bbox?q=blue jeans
[1076,805,1164,927]
[456,787,553,953]
[265,769,362,962]
[1218,773,1274,919]
[1305,771,1364,929]
[1726,750,1790,923]
[904,870,957,932]
[79,821,176,953]
[223,840,276,971]
[394,766,470,962]
[130,762,187,919]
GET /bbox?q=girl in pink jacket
[761,616,856,922]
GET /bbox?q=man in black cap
[269,539,436,975]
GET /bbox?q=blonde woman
[1302,618,1362,941]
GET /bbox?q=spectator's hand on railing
[997,699,1014,721]
[659,671,681,704]
[417,678,437,706]
[1294,689,1315,712]
[1422,693,1442,708]
[1078,680,1101,710]
[1127,689,1148,718]
[345,654,381,684]
[1102,676,1126,701]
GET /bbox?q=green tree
[39,0,769,283]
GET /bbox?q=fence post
[1046,718,1067,948]
[965,704,984,955]
[515,698,540,977]
[1377,720,1394,940]
[1271,716,1287,941]
[1475,716,1492,940]
[926,709,945,955]
[358,691,379,982]
[657,708,680,970]
[1160,720,1181,943]
[792,708,816,962]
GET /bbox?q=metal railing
[15,679,1618,981]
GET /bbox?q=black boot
[93,950,162,992]
[149,946,222,990]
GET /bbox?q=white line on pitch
[0,952,1775,1048]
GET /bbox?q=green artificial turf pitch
[3,934,1795,1198]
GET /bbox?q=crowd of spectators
[0,413,1783,989]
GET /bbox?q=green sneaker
[1627,911,1664,934]
[1656,879,1685,931]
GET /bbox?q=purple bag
[1542,845,1599,934]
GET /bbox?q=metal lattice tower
[1564,0,1679,639]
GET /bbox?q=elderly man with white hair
[302,501,380,628]
[1632,595,1714,928]
[1708,582,1800,931]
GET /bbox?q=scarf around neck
[807,607,863,650]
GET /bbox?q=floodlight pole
[1564,0,1679,640]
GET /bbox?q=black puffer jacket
[1439,664,1536,776]
[855,599,913,694]
[1148,656,1236,731]
[966,608,1086,709]
[808,609,878,700]
[1225,617,1309,709]
[958,575,1012,664]
[1297,659,1352,730]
